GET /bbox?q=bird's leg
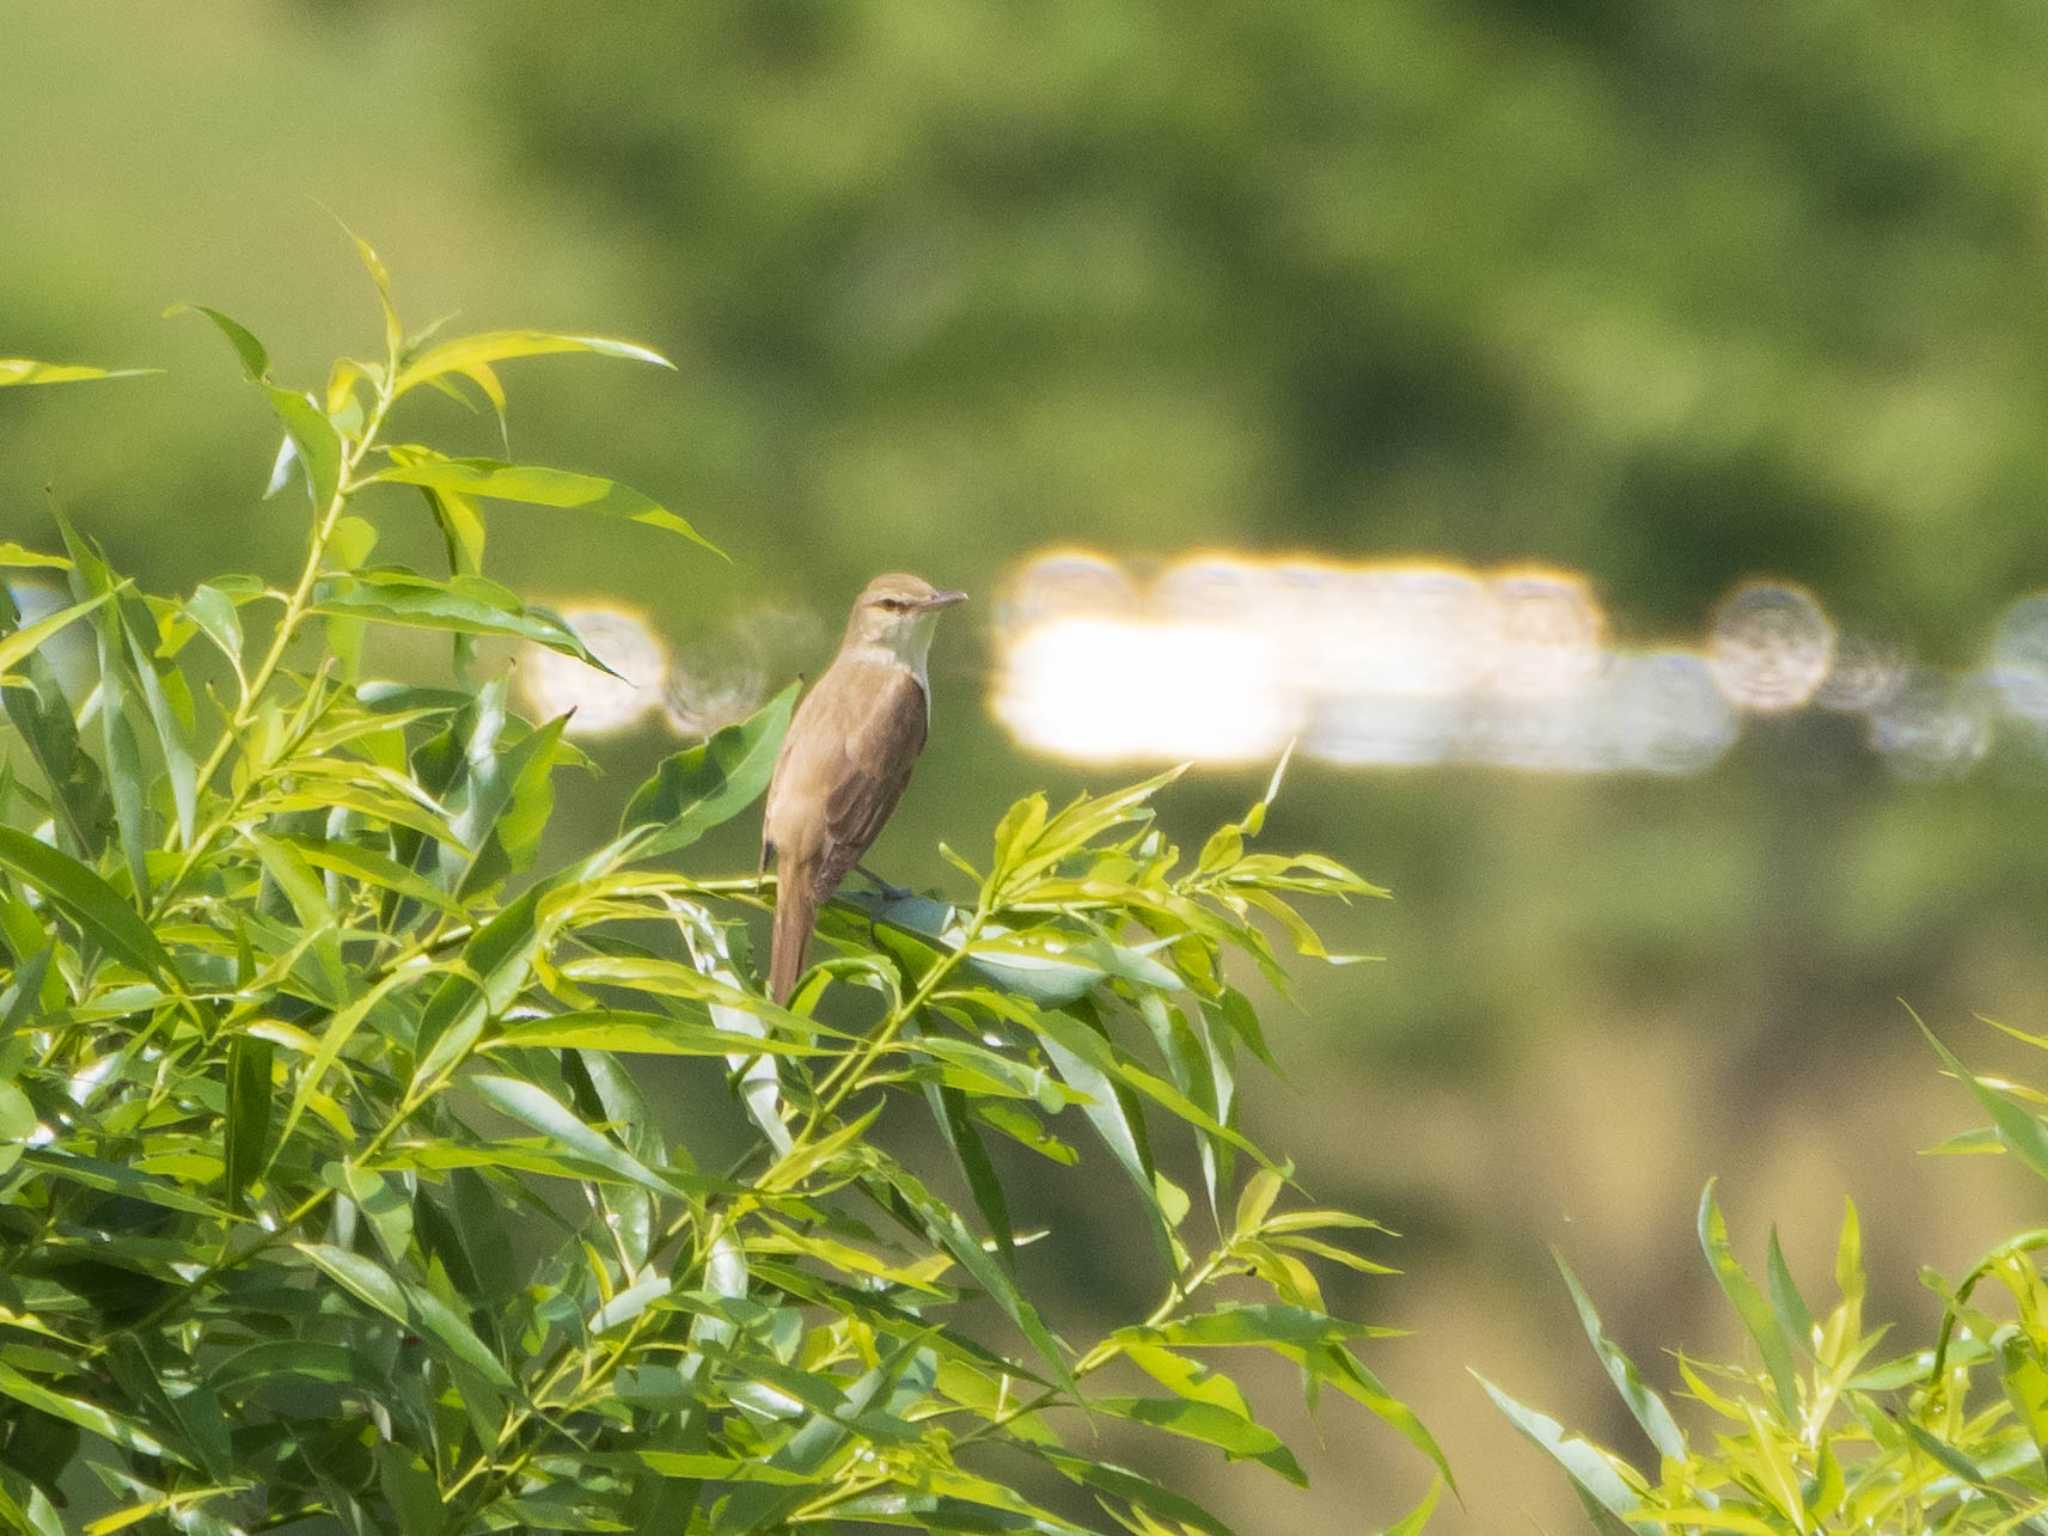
[854,863,912,902]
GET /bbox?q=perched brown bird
[761,573,967,1002]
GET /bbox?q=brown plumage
[761,573,966,1002]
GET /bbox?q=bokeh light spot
[1706,581,1836,712]
[518,606,668,738]
[1988,592,2048,724]
[1868,672,1994,781]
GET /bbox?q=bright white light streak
[993,617,1300,764]
[1603,650,1741,775]
[1485,568,1606,698]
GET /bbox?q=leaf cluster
[0,246,1439,1535]
[1491,1016,2048,1533]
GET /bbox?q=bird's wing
[814,664,928,897]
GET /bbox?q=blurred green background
[8,3,2048,1526]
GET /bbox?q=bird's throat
[846,618,939,690]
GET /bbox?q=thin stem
[152,365,399,919]
[442,901,992,1514]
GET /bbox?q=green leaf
[0,588,112,857]
[338,218,403,361]
[0,1362,178,1463]
[208,1341,365,1394]
[370,457,720,555]
[0,359,156,386]
[623,682,797,858]
[184,583,244,664]
[393,329,673,397]
[1037,1449,1235,1536]
[1697,1179,1800,1424]
[165,304,269,379]
[878,1163,1073,1395]
[926,1070,1016,1270]
[0,826,170,981]
[1553,1248,1687,1464]
[277,970,412,1148]
[283,835,464,915]
[266,387,344,507]
[468,1073,678,1198]
[294,1242,514,1389]
[0,1082,32,1147]
[1764,1225,1816,1359]
[113,589,197,845]
[1475,1371,1637,1517]
[1122,1303,1373,1351]
[1296,1345,1456,1494]
[314,569,620,671]
[1032,1007,1170,1272]
[0,587,117,685]
[84,621,149,901]
[2000,1329,2048,1473]
[223,1034,274,1212]
[712,1343,924,1535]
[1375,1477,1444,1536]
[0,543,69,570]
[20,1147,223,1217]
[0,947,52,1040]
[1093,1396,1297,1481]
[490,1010,822,1057]
[1920,1014,2048,1185]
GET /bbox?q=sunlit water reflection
[986,554,2045,779]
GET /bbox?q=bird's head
[843,572,968,664]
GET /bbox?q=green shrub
[0,242,1444,1534]
[1490,1016,2048,1531]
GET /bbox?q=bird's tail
[769,861,817,1004]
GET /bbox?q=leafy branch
[0,244,1440,1536]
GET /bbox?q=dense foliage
[0,251,1445,1534]
[1490,1017,2048,1531]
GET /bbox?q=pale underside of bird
[760,572,967,1002]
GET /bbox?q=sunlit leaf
[165,304,269,380]
[0,543,70,569]
[468,1074,678,1199]
[394,329,673,398]
[1697,1179,1800,1423]
[0,1363,179,1463]
[371,457,720,555]
[0,825,170,981]
[315,568,618,671]
[0,358,157,386]
[265,386,343,507]
[623,683,797,858]
[0,587,117,686]
[1553,1250,1686,1464]
[1475,1371,1637,1517]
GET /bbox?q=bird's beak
[920,590,969,611]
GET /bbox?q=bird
[760,572,967,1003]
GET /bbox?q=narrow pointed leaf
[166,305,269,380]
[1553,1248,1687,1463]
[623,683,796,858]
[370,458,719,555]
[1697,1179,1799,1423]
[0,826,169,980]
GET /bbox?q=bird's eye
[878,597,906,611]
